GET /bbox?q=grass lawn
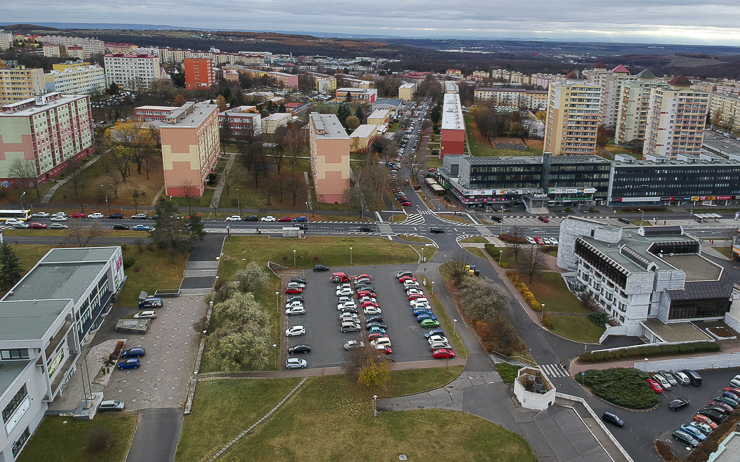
[389,213,408,222]
[550,315,605,343]
[460,237,489,244]
[176,378,302,462]
[18,413,137,462]
[526,272,590,314]
[417,190,435,209]
[713,246,734,259]
[465,247,486,259]
[423,279,467,359]
[496,363,523,384]
[219,159,312,211]
[222,374,535,461]
[170,189,215,210]
[117,247,188,306]
[425,155,442,168]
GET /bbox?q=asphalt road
[126,408,182,462]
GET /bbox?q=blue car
[413,309,433,317]
[132,225,152,231]
[425,328,445,339]
[417,313,437,322]
[368,326,387,335]
[294,216,308,222]
[117,358,141,369]
[120,347,146,358]
[680,424,707,441]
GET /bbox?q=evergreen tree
[0,243,22,291]
[337,103,351,127]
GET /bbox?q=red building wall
[440,129,465,158]
[184,58,214,90]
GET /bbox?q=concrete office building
[309,113,350,203]
[367,109,390,126]
[0,247,125,462]
[372,99,402,118]
[160,101,220,197]
[0,92,94,185]
[643,76,709,159]
[440,93,465,158]
[615,70,668,145]
[335,88,377,103]
[103,54,164,91]
[184,58,214,90]
[0,66,45,106]
[543,80,601,156]
[261,113,291,135]
[557,218,733,341]
[349,124,377,151]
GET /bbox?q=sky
[6,0,740,46]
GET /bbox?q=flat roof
[460,154,610,166]
[642,318,712,342]
[136,105,175,111]
[0,94,87,117]
[0,300,70,341]
[442,93,464,131]
[374,98,401,107]
[368,109,388,119]
[350,124,377,138]
[162,101,217,129]
[263,113,291,121]
[0,362,28,398]
[667,254,722,282]
[310,113,348,139]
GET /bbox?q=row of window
[2,384,27,424]
[1,349,29,360]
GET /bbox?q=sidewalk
[209,152,237,213]
[40,156,101,204]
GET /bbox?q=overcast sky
[6,1,740,46]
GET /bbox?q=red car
[432,348,455,359]
[357,290,376,298]
[413,185,421,190]
[534,237,545,245]
[285,287,303,294]
[29,222,47,229]
[368,332,388,340]
[399,275,417,283]
[694,414,719,429]
[376,345,392,354]
[354,274,372,281]
[361,300,379,308]
[428,168,437,172]
[538,216,549,223]
[400,201,412,207]
[408,293,425,301]
[69,213,86,218]
[645,378,663,393]
[396,196,408,202]
[277,217,292,222]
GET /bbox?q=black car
[668,397,690,411]
[313,264,330,272]
[366,321,387,330]
[243,215,259,221]
[430,227,444,234]
[601,412,624,427]
[108,213,124,219]
[672,429,699,448]
[366,315,384,323]
[288,344,311,354]
[113,224,130,230]
[490,215,502,223]
[288,295,304,303]
[291,277,307,285]
[698,409,726,424]
[359,226,374,232]
[355,285,375,292]
[618,217,631,224]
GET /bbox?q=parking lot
[281,265,453,370]
[601,366,740,459]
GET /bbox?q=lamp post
[500,206,504,236]
[350,246,353,265]
[293,249,296,267]
[236,188,241,216]
[453,318,457,336]
[101,184,110,215]
[20,191,26,210]
[638,208,644,225]
[275,291,279,314]
[541,303,545,321]
[499,249,503,265]
[373,394,378,417]
[169,195,172,202]
[306,201,309,217]
[421,246,425,262]
[273,343,277,369]
[431,281,435,296]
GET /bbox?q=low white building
[261,113,292,135]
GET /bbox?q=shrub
[541,313,553,329]
[655,440,679,462]
[575,368,659,409]
[120,243,127,251]
[588,312,609,327]
[496,363,522,383]
[579,341,719,363]
[122,258,136,269]
[146,243,156,251]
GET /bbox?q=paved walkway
[40,155,101,203]
[209,151,238,213]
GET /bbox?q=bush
[496,363,522,383]
[579,341,719,363]
[588,312,609,327]
[541,313,554,329]
[655,440,679,462]
[122,258,136,269]
[120,243,127,251]
[575,368,659,409]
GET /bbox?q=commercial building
[261,113,291,135]
[103,54,164,91]
[543,80,601,156]
[643,76,709,159]
[0,246,125,462]
[372,99,402,118]
[710,92,740,135]
[615,70,668,145]
[159,101,220,197]
[184,58,214,90]
[398,83,415,101]
[44,64,106,96]
[557,217,733,341]
[584,63,633,129]
[440,93,465,158]
[349,124,377,151]
[0,66,45,105]
[309,113,350,203]
[0,92,94,185]
[219,106,262,138]
[335,88,377,103]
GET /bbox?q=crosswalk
[539,363,569,378]
[398,214,425,225]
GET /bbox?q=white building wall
[0,363,47,462]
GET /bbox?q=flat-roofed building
[184,57,214,90]
[261,113,291,135]
[134,105,176,122]
[710,92,740,135]
[543,80,601,156]
[309,113,349,203]
[335,88,377,103]
[367,109,390,126]
[440,93,465,158]
[615,70,668,145]
[398,83,415,101]
[44,64,106,95]
[219,106,262,138]
[349,124,377,151]
[0,66,45,105]
[372,99,402,118]
[104,53,163,91]
[159,101,220,197]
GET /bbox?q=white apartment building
[584,63,633,129]
[0,30,11,51]
[103,53,164,91]
[710,92,740,134]
[44,65,106,96]
[543,80,601,156]
[643,76,709,159]
[41,36,105,59]
[615,69,668,145]
[474,88,549,111]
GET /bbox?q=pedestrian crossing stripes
[398,214,425,225]
[474,224,493,236]
[540,363,569,378]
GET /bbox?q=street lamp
[431,281,435,296]
[306,201,309,217]
[421,246,425,262]
[100,184,110,215]
[275,291,279,314]
[293,249,296,267]
[373,394,378,417]
[350,246,353,265]
[453,318,457,336]
[541,303,545,320]
[169,195,172,202]
[273,343,277,369]
[638,208,644,225]
[20,191,26,210]
[236,188,241,216]
[500,206,504,236]
[499,249,503,265]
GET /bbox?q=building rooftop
[350,124,377,138]
[136,105,176,112]
[373,98,401,107]
[441,93,464,131]
[614,155,740,168]
[310,113,348,140]
[642,318,712,343]
[0,93,87,116]
[0,300,71,341]
[263,112,292,121]
[0,362,28,398]
[460,154,610,166]
[162,101,217,129]
[368,109,389,120]
[337,88,374,93]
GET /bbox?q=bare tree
[521,244,548,283]
[128,185,147,213]
[102,172,124,199]
[9,159,40,199]
[508,226,525,263]
[67,159,87,213]
[444,253,475,286]
[285,173,306,206]
[67,220,104,247]
[180,180,198,215]
[271,126,288,174]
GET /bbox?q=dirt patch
[708,326,737,339]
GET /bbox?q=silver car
[285,358,307,369]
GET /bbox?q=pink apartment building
[159,101,220,197]
[309,113,350,203]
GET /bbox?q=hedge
[575,368,659,409]
[505,271,542,311]
[578,341,720,363]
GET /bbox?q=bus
[0,210,31,221]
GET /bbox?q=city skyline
[4,0,740,46]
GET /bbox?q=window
[12,427,30,457]
[2,384,28,424]
[1,349,29,360]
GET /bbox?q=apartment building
[0,30,11,51]
[473,88,548,111]
[643,76,709,159]
[0,92,94,185]
[159,101,220,197]
[0,66,45,105]
[219,106,262,138]
[103,54,163,91]
[305,73,337,94]
[349,124,377,151]
[134,105,176,122]
[309,113,350,203]
[440,93,465,158]
[0,246,125,462]
[44,65,106,96]
[367,109,390,126]
[584,63,633,129]
[543,80,601,156]
[710,92,740,134]
[41,35,105,59]
[398,83,415,101]
[261,113,290,135]
[184,58,214,90]
[615,70,668,145]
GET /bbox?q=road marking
[540,363,569,378]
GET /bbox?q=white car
[336,287,354,297]
[225,215,242,222]
[363,306,382,315]
[31,212,49,218]
[403,280,419,289]
[50,216,68,222]
[549,237,559,245]
[337,296,353,304]
[673,371,690,385]
[88,212,104,219]
[428,335,447,345]
[287,281,305,289]
[410,298,429,307]
[131,213,147,219]
[406,288,424,296]
[339,313,359,322]
[133,310,157,319]
[5,218,21,225]
[526,237,536,245]
[430,340,451,350]
[261,216,276,222]
[731,375,740,388]
[344,340,365,350]
[653,373,671,389]
[337,300,357,310]
[285,325,306,337]
[285,306,306,316]
[285,301,304,309]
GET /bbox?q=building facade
[543,81,601,156]
[103,54,163,91]
[41,36,105,59]
[0,93,94,185]
[309,113,350,203]
[219,106,262,138]
[710,92,740,135]
[440,93,465,158]
[372,99,402,118]
[0,67,45,106]
[349,124,377,151]
[615,70,668,145]
[584,63,633,129]
[134,105,176,122]
[398,83,415,101]
[184,58,214,90]
[335,88,377,103]
[643,76,709,159]
[159,101,220,197]
[473,88,548,111]
[261,113,291,135]
[367,109,390,126]
[43,65,106,96]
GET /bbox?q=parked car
[698,409,726,424]
[117,358,141,370]
[432,348,455,359]
[50,223,68,229]
[243,215,259,221]
[285,358,307,369]
[672,429,699,448]
[400,201,412,207]
[693,414,719,429]
[715,395,739,408]
[132,225,153,231]
[364,306,382,315]
[225,215,242,222]
[285,287,303,295]
[526,237,536,245]
[731,374,740,388]
[88,213,104,219]
[688,421,713,435]
[108,213,124,219]
[368,332,389,341]
[533,237,545,245]
[314,264,330,272]
[288,344,311,354]
[366,321,387,330]
[425,328,445,339]
[645,378,663,393]
[30,212,49,218]
[98,400,125,412]
[683,369,703,386]
[294,216,308,222]
[341,322,361,333]
[50,215,68,222]
[29,222,47,229]
[366,315,384,324]
[285,326,305,337]
[120,347,146,358]
[668,397,690,411]
[344,340,364,350]
[113,224,130,230]
[420,319,440,328]
[277,216,292,222]
[709,400,734,414]
[601,411,624,427]
[69,213,86,218]
[12,222,29,229]
[261,216,276,222]
[133,310,157,319]
[139,297,163,309]
[681,424,707,441]
[653,374,671,390]
[131,213,148,219]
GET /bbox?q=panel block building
[103,54,163,91]
[0,66,45,106]
[184,57,214,90]
[309,113,350,203]
[615,70,668,145]
[543,80,601,156]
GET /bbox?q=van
[332,272,349,283]
[139,297,163,309]
[682,369,702,386]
